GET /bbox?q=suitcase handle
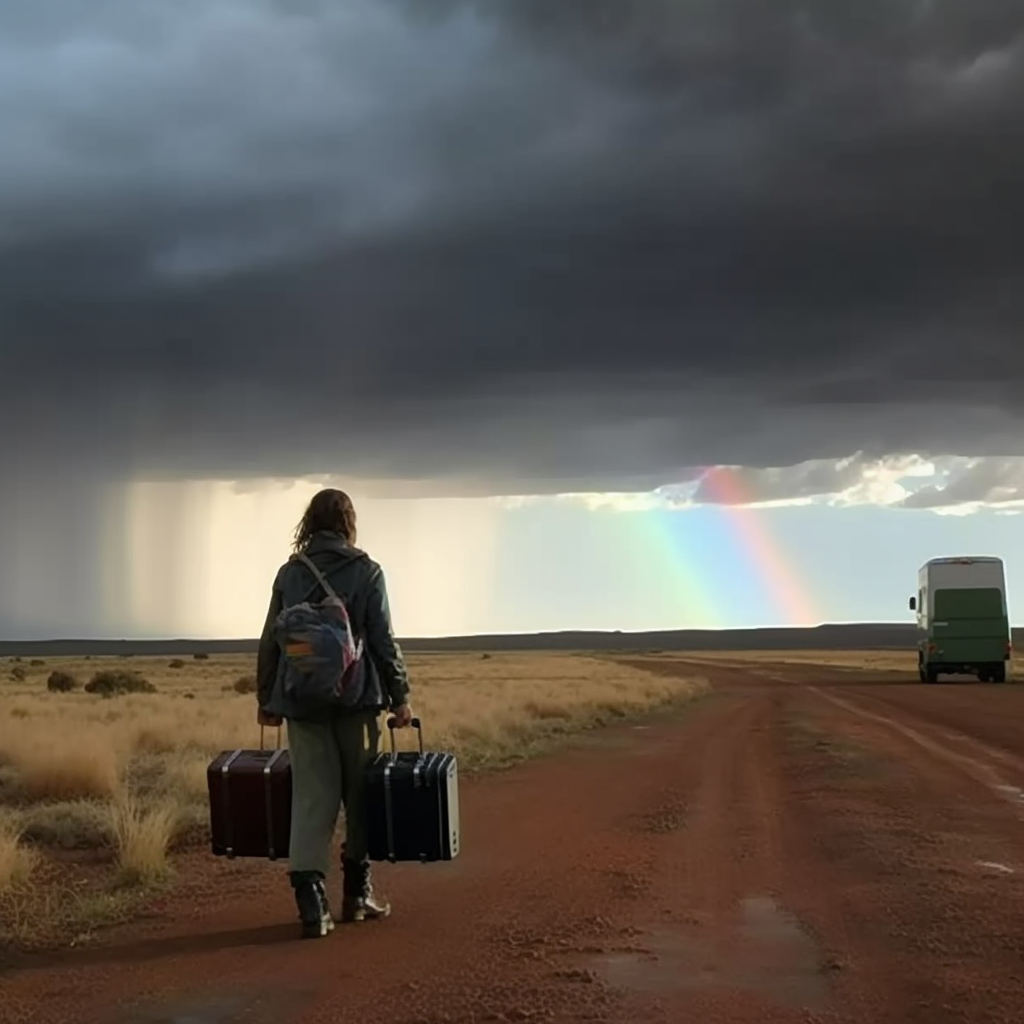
[259,725,282,750]
[385,716,424,757]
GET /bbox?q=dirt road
[6,660,1024,1024]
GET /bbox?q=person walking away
[255,488,413,938]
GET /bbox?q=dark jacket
[256,531,411,720]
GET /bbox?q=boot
[340,857,391,923]
[290,870,335,939]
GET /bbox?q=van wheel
[978,671,991,683]
[992,663,1007,683]
[925,666,939,683]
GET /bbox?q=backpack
[272,553,366,711]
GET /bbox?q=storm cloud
[3,0,1024,495]
[676,452,1024,510]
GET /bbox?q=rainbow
[694,467,819,627]
[622,506,723,629]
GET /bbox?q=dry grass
[0,811,38,893]
[666,648,1024,676]
[20,799,113,850]
[0,652,706,828]
[1,733,121,802]
[656,649,919,672]
[0,650,706,949]
[108,794,179,885]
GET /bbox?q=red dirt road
[6,660,1024,1024]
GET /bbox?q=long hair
[292,488,357,552]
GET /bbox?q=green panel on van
[933,588,1005,620]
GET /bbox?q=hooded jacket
[256,530,411,720]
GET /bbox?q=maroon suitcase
[207,726,292,860]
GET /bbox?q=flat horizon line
[4,621,923,645]
[6,621,1019,657]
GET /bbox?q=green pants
[286,711,381,876]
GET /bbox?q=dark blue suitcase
[364,717,460,863]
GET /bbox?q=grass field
[663,648,1024,676]
[0,651,707,950]
[664,650,921,671]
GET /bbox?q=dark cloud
[3,0,1024,495]
[656,453,1024,511]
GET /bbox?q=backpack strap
[293,553,344,605]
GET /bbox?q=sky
[2,1,1024,639]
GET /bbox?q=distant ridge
[5,622,1015,658]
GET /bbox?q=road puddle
[121,993,245,1024]
[587,895,830,1010]
[976,860,1015,874]
[116,986,310,1024]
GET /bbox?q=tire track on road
[807,685,1024,822]
[782,673,1024,1024]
